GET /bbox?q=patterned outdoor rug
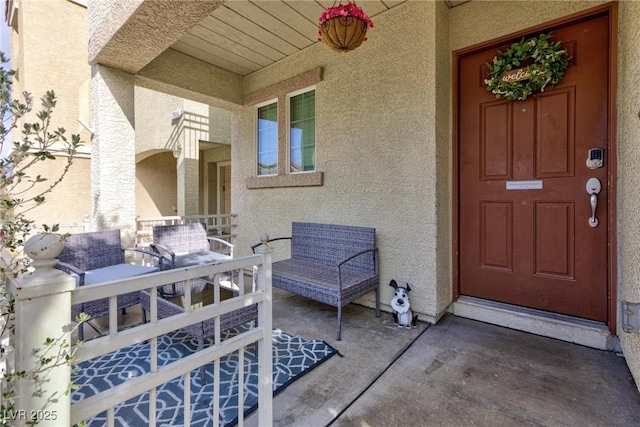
[71,326,337,426]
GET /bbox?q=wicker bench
[253,222,379,340]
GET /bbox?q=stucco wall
[137,49,243,109]
[203,146,231,169]
[207,106,232,145]
[14,0,92,144]
[449,0,605,51]
[23,157,92,225]
[134,86,232,217]
[91,65,136,238]
[136,152,177,217]
[235,1,441,319]
[87,0,222,74]
[617,0,640,391]
[8,0,92,227]
[134,87,184,156]
[134,87,232,155]
[435,0,452,317]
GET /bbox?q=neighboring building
[4,0,92,226]
[84,0,640,392]
[3,0,232,231]
[134,86,233,219]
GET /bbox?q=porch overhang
[88,0,224,74]
[90,1,472,79]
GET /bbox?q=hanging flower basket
[317,2,374,53]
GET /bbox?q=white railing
[6,244,273,427]
[136,214,238,248]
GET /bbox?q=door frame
[217,161,231,215]
[452,2,618,333]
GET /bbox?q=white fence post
[255,234,273,426]
[8,239,76,426]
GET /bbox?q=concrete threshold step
[449,296,619,351]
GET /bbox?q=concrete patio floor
[250,288,640,427]
[85,286,640,426]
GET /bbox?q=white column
[90,65,136,244]
[255,234,273,426]
[9,241,76,426]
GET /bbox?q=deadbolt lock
[586,148,604,169]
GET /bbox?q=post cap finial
[256,233,273,254]
[24,232,65,270]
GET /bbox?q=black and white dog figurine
[389,280,418,328]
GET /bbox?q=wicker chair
[151,223,233,269]
[140,278,258,384]
[54,229,162,340]
[151,223,234,297]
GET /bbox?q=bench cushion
[174,251,230,268]
[272,259,378,307]
[70,264,158,320]
[159,251,231,270]
[79,264,159,286]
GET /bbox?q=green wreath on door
[485,32,569,101]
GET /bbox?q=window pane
[257,103,278,175]
[290,91,315,172]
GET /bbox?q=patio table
[162,250,230,269]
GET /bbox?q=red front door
[458,15,610,321]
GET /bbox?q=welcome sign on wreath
[485,32,569,101]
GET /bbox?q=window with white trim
[256,101,278,176]
[247,69,323,189]
[289,89,316,173]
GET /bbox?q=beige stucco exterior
[6,0,232,235]
[135,152,178,218]
[6,0,92,226]
[83,0,640,389]
[133,86,232,218]
[616,0,640,391]
[9,0,640,391]
[84,0,449,317]
[235,0,446,320]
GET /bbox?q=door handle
[586,177,601,228]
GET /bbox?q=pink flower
[317,1,374,42]
[318,1,374,29]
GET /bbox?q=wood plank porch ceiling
[170,0,464,77]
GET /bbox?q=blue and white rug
[71,326,337,426]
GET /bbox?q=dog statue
[389,280,418,328]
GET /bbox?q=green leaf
[484,31,568,101]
